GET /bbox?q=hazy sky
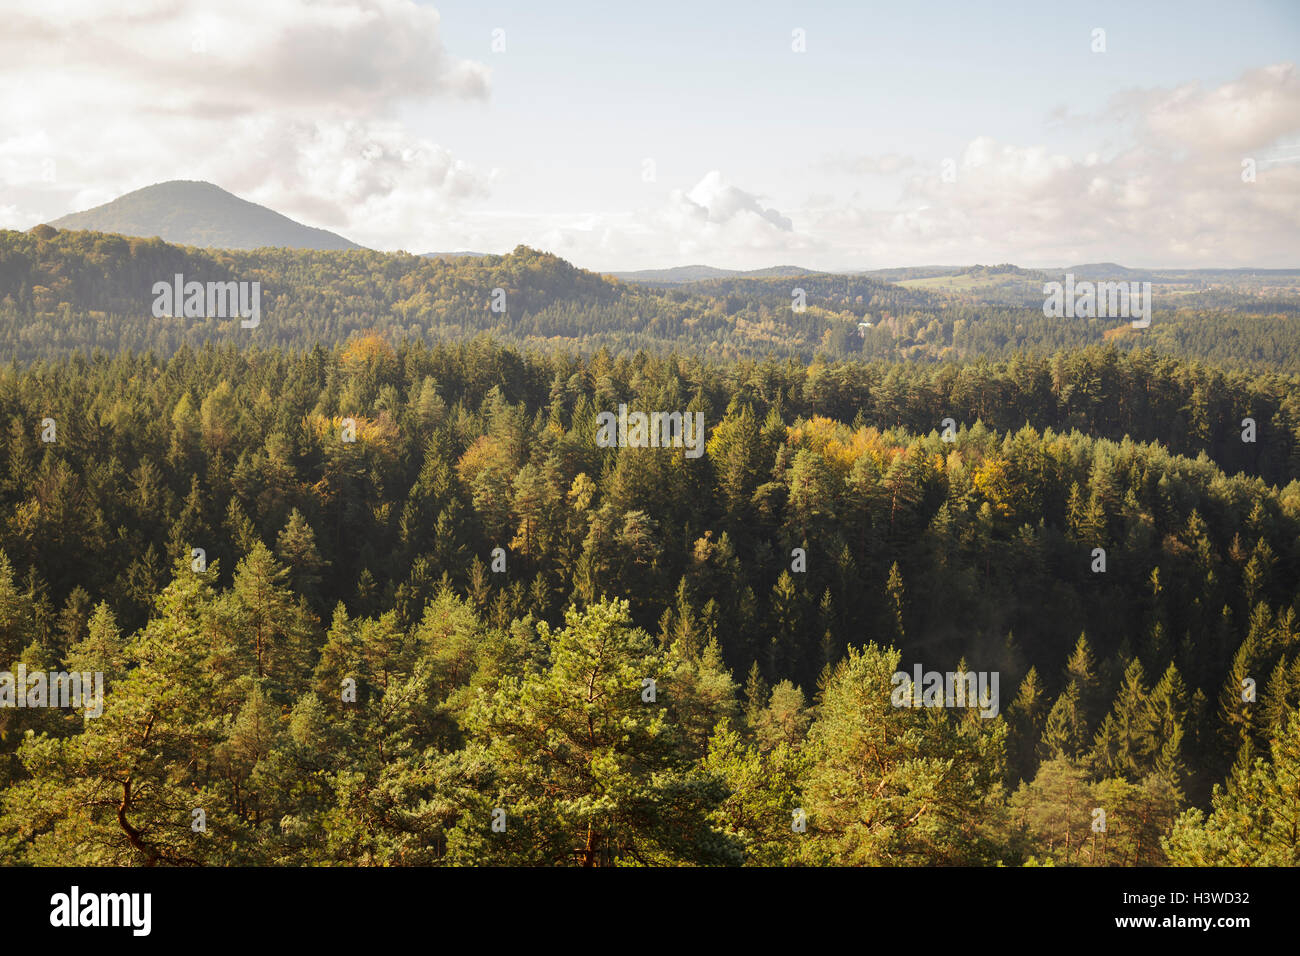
[1,0,1297,269]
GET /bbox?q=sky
[1,0,1298,270]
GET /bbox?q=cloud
[804,63,1300,268]
[0,0,491,243]
[673,171,793,231]
[503,171,815,271]
[1121,63,1300,155]
[212,119,494,246]
[645,171,810,265]
[0,0,488,115]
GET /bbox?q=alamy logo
[1043,274,1151,328]
[596,404,705,458]
[0,665,103,717]
[50,886,151,936]
[890,664,1000,718]
[152,274,260,328]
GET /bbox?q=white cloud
[1,0,488,113]
[674,171,793,232]
[0,0,491,243]
[1124,63,1300,155]
[801,63,1300,268]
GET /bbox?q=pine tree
[664,635,740,752]
[754,680,811,752]
[1064,633,1102,729]
[742,661,769,734]
[1010,757,1093,864]
[701,724,807,866]
[0,550,35,664]
[1218,627,1262,759]
[219,542,313,686]
[816,587,838,671]
[801,643,1008,865]
[276,508,327,602]
[1147,662,1190,789]
[452,599,742,866]
[0,562,232,864]
[766,570,802,678]
[1261,656,1300,734]
[1089,659,1156,781]
[885,561,906,643]
[64,602,127,687]
[1039,683,1088,761]
[1164,709,1300,866]
[1007,666,1047,785]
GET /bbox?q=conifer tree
[1039,682,1089,762]
[1165,709,1300,866]
[1089,659,1156,781]
[801,643,1008,865]
[1007,666,1047,785]
[453,599,741,866]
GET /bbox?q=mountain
[47,180,362,251]
[609,263,820,284]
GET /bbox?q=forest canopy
[1,334,1298,865]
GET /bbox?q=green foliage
[453,600,742,865]
[1164,709,1300,866]
[800,644,1009,865]
[0,324,1296,865]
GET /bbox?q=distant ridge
[609,263,821,284]
[47,180,362,251]
[1058,262,1151,280]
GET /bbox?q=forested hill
[0,227,925,362]
[3,227,1299,371]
